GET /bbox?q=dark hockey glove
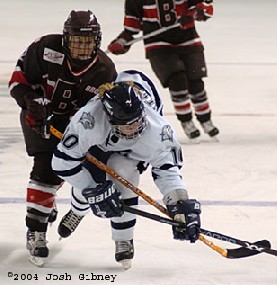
[167,199,201,243]
[179,8,196,30]
[25,92,52,139]
[82,180,123,218]
[107,31,134,55]
[194,2,213,21]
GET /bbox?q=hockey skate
[115,240,134,270]
[201,120,219,141]
[181,120,200,143]
[26,230,49,267]
[58,210,84,238]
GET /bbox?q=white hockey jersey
[52,70,187,197]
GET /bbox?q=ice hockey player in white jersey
[52,70,201,269]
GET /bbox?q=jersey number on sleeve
[171,146,183,166]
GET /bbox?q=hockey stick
[125,23,180,46]
[122,205,274,258]
[84,155,229,257]
[49,126,273,258]
[84,152,275,258]
[49,126,225,255]
[105,23,180,53]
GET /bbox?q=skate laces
[62,210,83,232]
[181,121,200,139]
[26,231,36,249]
[26,231,48,250]
[35,232,48,248]
[202,120,215,133]
[115,240,133,254]
[27,230,35,241]
[182,121,198,133]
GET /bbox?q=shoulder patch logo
[43,47,64,65]
[161,125,173,142]
[79,112,95,129]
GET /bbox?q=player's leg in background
[149,52,201,140]
[185,51,219,138]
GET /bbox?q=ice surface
[0,1,277,284]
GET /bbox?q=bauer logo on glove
[85,183,116,204]
[82,180,124,218]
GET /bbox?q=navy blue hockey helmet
[101,82,147,139]
[63,10,101,69]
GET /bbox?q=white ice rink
[0,0,277,284]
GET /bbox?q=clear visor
[68,35,95,60]
[114,117,146,140]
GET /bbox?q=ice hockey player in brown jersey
[108,0,219,142]
[8,10,117,266]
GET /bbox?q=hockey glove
[179,1,213,29]
[194,2,213,21]
[179,8,196,30]
[167,199,201,243]
[107,31,134,55]
[25,92,52,139]
[82,180,123,218]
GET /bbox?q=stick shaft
[50,125,62,139]
[86,153,169,216]
[49,125,274,258]
[123,205,228,257]
[84,152,228,256]
[123,205,274,258]
[127,23,180,46]
[105,23,180,53]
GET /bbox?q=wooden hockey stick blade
[226,240,271,259]
[201,228,277,258]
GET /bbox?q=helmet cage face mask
[68,35,96,60]
[114,113,147,140]
[63,10,102,67]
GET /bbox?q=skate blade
[119,259,132,270]
[209,135,219,142]
[28,255,47,267]
[189,137,200,144]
